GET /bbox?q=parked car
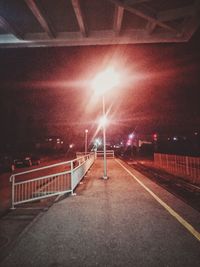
[14,157,32,168]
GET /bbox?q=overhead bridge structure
[0,0,200,48]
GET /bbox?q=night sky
[0,29,200,146]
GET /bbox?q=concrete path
[1,159,200,267]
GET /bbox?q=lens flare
[92,67,120,95]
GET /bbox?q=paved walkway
[1,159,200,267]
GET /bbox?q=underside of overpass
[0,0,200,48]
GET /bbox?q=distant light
[49,138,52,142]
[129,133,134,139]
[69,144,73,149]
[114,144,120,148]
[57,138,60,141]
[127,140,131,146]
[173,136,178,141]
[61,141,64,144]
[194,132,198,135]
[153,133,158,141]
[92,67,120,95]
[85,129,88,133]
[95,138,102,146]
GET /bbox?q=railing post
[10,175,16,209]
[186,156,189,176]
[70,161,73,194]
[166,154,169,169]
[70,160,76,196]
[159,153,162,167]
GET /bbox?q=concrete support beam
[0,29,188,48]
[71,0,87,37]
[0,16,23,39]
[24,0,55,38]
[146,21,156,34]
[113,5,124,35]
[109,0,178,33]
[181,0,200,40]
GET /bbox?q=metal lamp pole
[102,94,108,179]
[85,129,88,154]
[92,67,119,179]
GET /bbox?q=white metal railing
[154,153,200,185]
[76,152,94,158]
[10,153,95,208]
[96,150,114,158]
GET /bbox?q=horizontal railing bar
[13,189,72,205]
[14,171,71,185]
[12,161,71,177]
[73,159,92,171]
[12,154,92,177]
[97,149,114,153]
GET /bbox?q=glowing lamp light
[173,136,178,141]
[92,67,120,95]
[99,115,108,127]
[69,144,74,149]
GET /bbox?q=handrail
[12,170,71,185]
[10,152,95,208]
[96,150,114,158]
[11,154,89,178]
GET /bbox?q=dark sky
[0,29,200,144]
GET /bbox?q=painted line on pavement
[115,159,200,242]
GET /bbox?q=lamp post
[92,67,119,179]
[85,129,88,154]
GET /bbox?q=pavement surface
[0,159,200,267]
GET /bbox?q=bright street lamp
[99,115,108,128]
[92,67,120,179]
[85,129,88,154]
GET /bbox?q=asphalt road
[1,159,200,267]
